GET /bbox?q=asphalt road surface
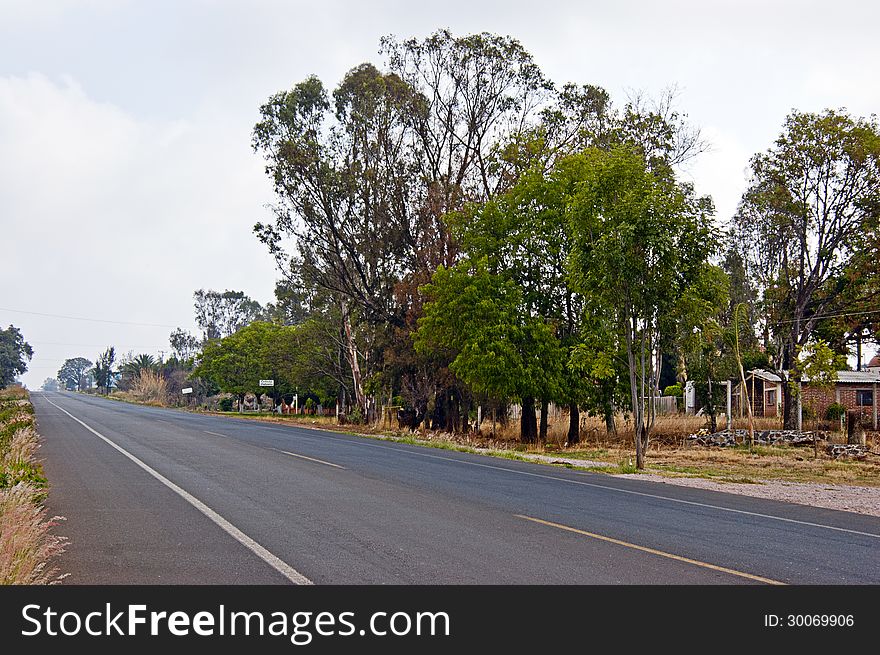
[31,391,880,584]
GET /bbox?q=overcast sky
[2,0,878,388]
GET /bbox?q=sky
[2,0,878,388]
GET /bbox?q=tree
[568,147,715,468]
[733,109,880,428]
[727,303,756,446]
[792,339,846,434]
[415,259,562,442]
[0,325,33,388]
[91,347,116,395]
[252,31,593,424]
[57,357,92,391]
[193,289,263,341]
[41,378,59,392]
[169,328,201,362]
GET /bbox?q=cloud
[0,72,277,387]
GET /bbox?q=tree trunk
[446,389,460,433]
[624,317,645,469]
[539,398,549,442]
[781,376,796,429]
[847,411,866,445]
[604,407,616,437]
[341,302,365,417]
[520,396,538,443]
[568,404,580,445]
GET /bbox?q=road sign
[259,379,274,387]
[181,387,193,394]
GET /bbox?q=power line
[0,306,179,329]
[29,341,164,349]
[768,307,880,325]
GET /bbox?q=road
[31,391,880,584]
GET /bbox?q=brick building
[733,367,879,429]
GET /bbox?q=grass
[0,385,66,584]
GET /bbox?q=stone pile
[687,429,828,447]
[825,444,870,460]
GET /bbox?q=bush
[130,369,168,405]
[663,384,683,397]
[218,397,234,412]
[825,402,847,421]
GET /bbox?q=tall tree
[568,147,715,468]
[733,109,880,428]
[169,328,201,362]
[193,289,263,341]
[91,347,116,395]
[0,325,33,387]
[57,357,92,391]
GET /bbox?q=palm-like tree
[120,353,158,379]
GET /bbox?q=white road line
[322,437,880,540]
[43,396,312,585]
[204,430,230,438]
[275,449,346,470]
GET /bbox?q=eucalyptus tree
[253,31,575,422]
[733,109,880,428]
[568,147,715,468]
[193,289,264,341]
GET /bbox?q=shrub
[218,397,233,412]
[825,402,847,421]
[130,369,168,405]
[663,384,683,397]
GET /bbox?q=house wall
[801,383,876,424]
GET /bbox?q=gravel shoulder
[614,473,880,518]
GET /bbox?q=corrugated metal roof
[748,369,781,382]
[746,369,880,384]
[832,370,880,384]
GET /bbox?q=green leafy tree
[568,147,715,468]
[0,325,33,388]
[415,259,562,442]
[791,339,846,433]
[733,109,880,428]
[91,347,116,395]
[57,357,92,391]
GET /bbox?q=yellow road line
[515,514,785,585]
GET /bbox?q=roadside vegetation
[50,30,880,483]
[0,385,66,584]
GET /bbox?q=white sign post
[181,387,193,395]
[259,380,275,412]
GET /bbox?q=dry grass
[0,385,28,401]
[431,410,880,486]
[0,484,66,584]
[0,386,66,585]
[128,369,168,405]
